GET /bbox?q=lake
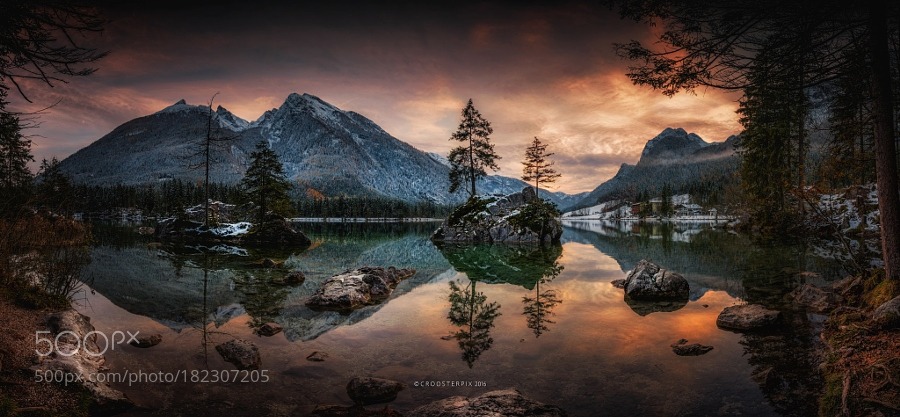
[75,220,845,416]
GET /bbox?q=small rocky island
[611,259,691,315]
[155,211,311,247]
[431,187,563,244]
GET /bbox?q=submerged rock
[610,279,626,289]
[622,260,690,301]
[671,339,714,356]
[307,351,329,362]
[129,333,162,348]
[306,267,416,311]
[413,389,567,416]
[215,339,261,370]
[284,270,306,285]
[257,322,283,337]
[346,377,405,405]
[716,304,781,331]
[432,187,563,244]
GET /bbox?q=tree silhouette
[0,92,33,216]
[522,136,561,200]
[0,1,106,102]
[611,1,900,280]
[447,279,501,368]
[448,99,499,198]
[185,93,238,226]
[36,157,74,214]
[241,141,293,223]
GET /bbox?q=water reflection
[436,243,564,289]
[232,271,290,332]
[561,220,840,415]
[438,243,566,363]
[521,272,562,338]
[83,222,451,341]
[77,221,848,416]
[623,296,688,316]
[447,280,502,368]
[562,220,846,302]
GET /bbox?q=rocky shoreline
[0,293,131,416]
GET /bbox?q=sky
[9,1,742,194]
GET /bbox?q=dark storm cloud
[10,1,741,193]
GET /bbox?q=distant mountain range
[566,128,740,212]
[58,93,586,209]
[58,94,738,213]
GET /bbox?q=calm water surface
[75,221,844,416]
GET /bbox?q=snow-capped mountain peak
[58,92,581,208]
[215,105,250,132]
[155,99,207,115]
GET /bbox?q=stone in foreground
[622,259,690,301]
[306,267,416,311]
[873,295,900,329]
[33,310,130,409]
[413,389,567,417]
[346,377,405,405]
[215,339,261,370]
[716,304,781,331]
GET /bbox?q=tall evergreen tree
[522,136,561,199]
[0,108,32,189]
[448,99,499,198]
[660,183,672,216]
[736,40,808,230]
[36,157,73,214]
[611,1,900,280]
[241,141,293,223]
[0,94,33,216]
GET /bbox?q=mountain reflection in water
[74,221,846,416]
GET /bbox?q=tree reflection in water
[522,262,563,338]
[447,279,501,368]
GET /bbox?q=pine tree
[522,137,561,200]
[448,99,500,198]
[36,157,73,214]
[241,141,293,223]
[660,183,672,216]
[0,94,33,216]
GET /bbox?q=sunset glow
[9,2,742,193]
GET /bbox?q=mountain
[637,127,708,165]
[568,128,740,211]
[58,93,579,208]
